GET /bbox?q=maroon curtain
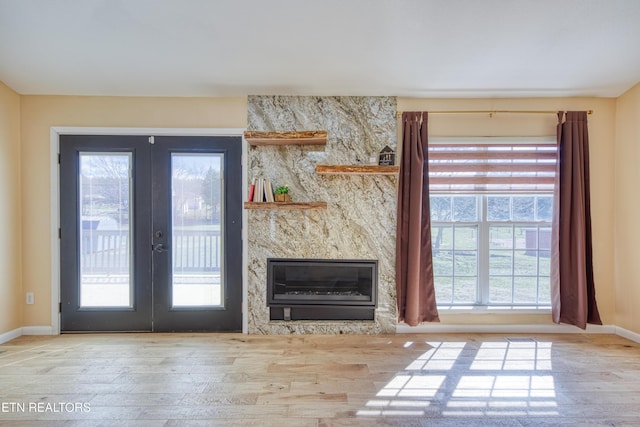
[550,111,602,329]
[396,112,439,325]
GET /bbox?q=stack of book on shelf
[248,177,275,202]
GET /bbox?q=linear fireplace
[267,258,378,321]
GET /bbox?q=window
[429,138,555,308]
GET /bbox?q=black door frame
[59,135,153,331]
[151,136,243,332]
[54,129,246,334]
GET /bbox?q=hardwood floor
[1,332,640,426]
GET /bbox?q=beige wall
[15,95,620,329]
[0,82,22,334]
[615,83,640,334]
[398,98,617,326]
[20,95,247,326]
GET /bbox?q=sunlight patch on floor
[357,340,560,418]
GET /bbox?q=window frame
[429,137,555,310]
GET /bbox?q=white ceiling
[1,0,639,98]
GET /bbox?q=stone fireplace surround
[246,96,397,334]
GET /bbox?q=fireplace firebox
[267,258,377,321]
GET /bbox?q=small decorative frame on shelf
[244,130,327,146]
[244,202,327,210]
[315,165,400,175]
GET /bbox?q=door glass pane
[171,153,224,307]
[79,153,132,307]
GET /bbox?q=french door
[59,135,242,332]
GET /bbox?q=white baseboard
[396,323,617,334]
[0,326,56,344]
[22,326,54,336]
[614,326,640,344]
[0,327,22,344]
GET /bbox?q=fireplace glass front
[267,258,377,321]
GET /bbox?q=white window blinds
[428,137,557,193]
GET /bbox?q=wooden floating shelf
[315,165,400,175]
[244,130,327,146]
[244,202,327,210]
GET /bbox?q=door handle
[153,243,169,253]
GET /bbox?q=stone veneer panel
[247,96,397,334]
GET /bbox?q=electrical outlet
[26,292,34,305]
